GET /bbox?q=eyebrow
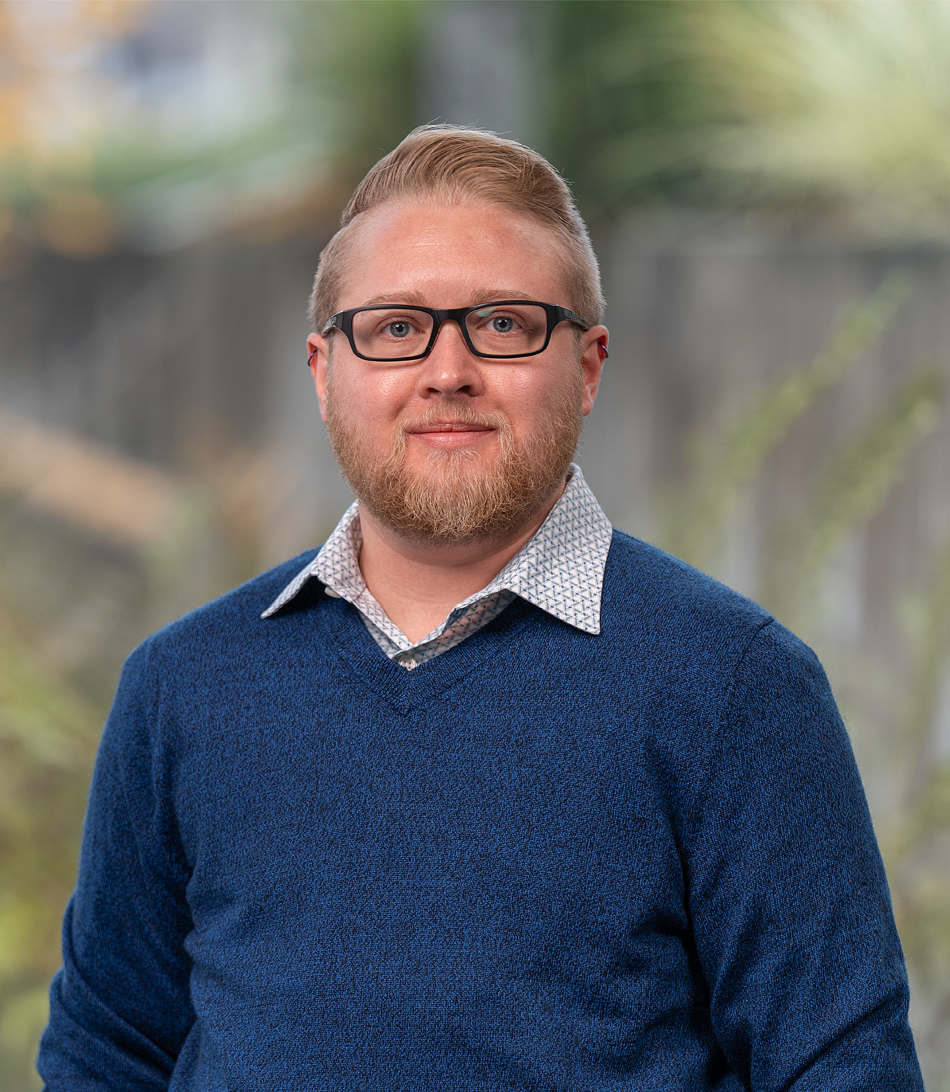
[357,289,538,308]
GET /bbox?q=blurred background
[1,1,949,1087]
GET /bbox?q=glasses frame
[320,300,591,362]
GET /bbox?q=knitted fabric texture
[38,532,923,1091]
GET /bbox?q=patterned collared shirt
[261,464,612,670]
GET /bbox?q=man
[39,127,923,1090]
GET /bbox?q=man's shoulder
[603,528,774,645]
[597,530,826,737]
[134,547,321,663]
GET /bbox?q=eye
[473,307,524,332]
[386,320,413,338]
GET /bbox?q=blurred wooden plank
[0,411,180,549]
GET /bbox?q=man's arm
[38,642,194,1090]
[685,620,923,1090]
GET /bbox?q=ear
[578,325,608,416]
[307,332,330,422]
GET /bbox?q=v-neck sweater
[39,531,923,1091]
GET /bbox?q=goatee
[325,387,583,545]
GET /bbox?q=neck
[356,486,563,643]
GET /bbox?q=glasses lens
[466,303,548,356]
[351,307,434,359]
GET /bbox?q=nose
[415,318,484,397]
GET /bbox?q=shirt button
[323,586,342,598]
[400,654,418,670]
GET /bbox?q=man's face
[307,198,606,545]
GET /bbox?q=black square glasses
[320,300,592,362]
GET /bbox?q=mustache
[394,407,513,464]
[398,406,511,433]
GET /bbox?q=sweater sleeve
[683,620,923,1091]
[37,642,194,1090]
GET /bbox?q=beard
[324,377,584,546]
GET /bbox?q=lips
[407,422,494,433]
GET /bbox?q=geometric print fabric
[262,463,613,670]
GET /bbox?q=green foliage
[545,0,950,227]
[0,611,102,1090]
[658,273,912,574]
[692,0,950,227]
[285,0,424,193]
[765,367,944,628]
[545,1,724,214]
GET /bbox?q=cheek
[505,366,584,422]
[325,370,410,436]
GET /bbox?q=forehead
[337,198,573,310]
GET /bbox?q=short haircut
[308,125,605,333]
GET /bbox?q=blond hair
[308,125,604,332]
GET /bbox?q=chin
[326,395,582,545]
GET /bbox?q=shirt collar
[261,463,612,633]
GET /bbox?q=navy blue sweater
[39,532,922,1090]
